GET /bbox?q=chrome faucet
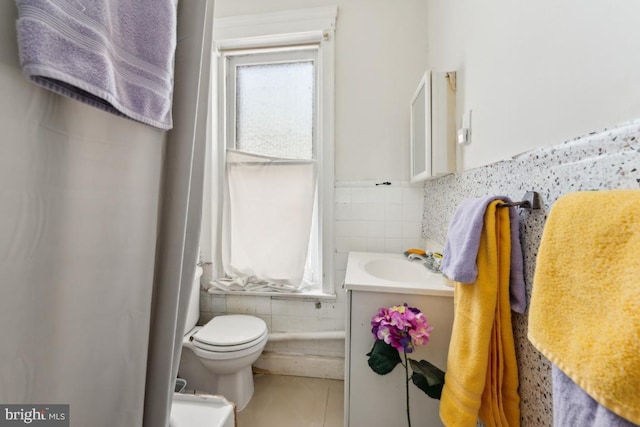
[407,253,428,262]
[407,252,442,274]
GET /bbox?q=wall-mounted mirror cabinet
[410,70,456,182]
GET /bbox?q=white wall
[427,0,640,170]
[214,0,429,181]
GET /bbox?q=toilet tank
[185,266,204,335]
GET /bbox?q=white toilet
[178,266,268,411]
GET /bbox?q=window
[207,7,337,295]
[230,49,316,160]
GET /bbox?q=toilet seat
[194,329,268,353]
[191,315,268,356]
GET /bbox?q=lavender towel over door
[15,0,178,130]
[442,195,527,313]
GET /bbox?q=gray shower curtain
[144,0,214,426]
[0,0,213,426]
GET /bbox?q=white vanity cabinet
[343,252,454,427]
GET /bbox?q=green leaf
[409,358,446,400]
[366,340,402,375]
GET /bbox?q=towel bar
[498,191,541,210]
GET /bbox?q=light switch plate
[457,128,468,145]
[458,109,472,145]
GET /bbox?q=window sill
[204,287,337,301]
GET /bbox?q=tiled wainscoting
[421,121,640,426]
[334,181,425,268]
[199,293,346,359]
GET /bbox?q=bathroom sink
[344,252,453,297]
[363,258,431,282]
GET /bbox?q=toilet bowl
[178,266,268,411]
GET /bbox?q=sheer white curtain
[222,150,316,288]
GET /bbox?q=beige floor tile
[323,379,345,427]
[238,375,344,427]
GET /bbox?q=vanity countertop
[344,252,454,297]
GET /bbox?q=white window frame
[208,7,337,296]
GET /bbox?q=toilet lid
[193,315,267,348]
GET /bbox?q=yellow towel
[528,190,640,424]
[440,201,520,427]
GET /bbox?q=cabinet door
[346,291,454,427]
[410,70,456,182]
[410,71,431,182]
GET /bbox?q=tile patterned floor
[237,375,344,427]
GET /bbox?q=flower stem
[404,351,411,427]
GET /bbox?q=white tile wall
[333,181,424,258]
[199,180,425,358]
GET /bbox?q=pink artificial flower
[370,303,433,353]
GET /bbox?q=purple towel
[553,365,638,427]
[15,0,177,130]
[442,196,527,313]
